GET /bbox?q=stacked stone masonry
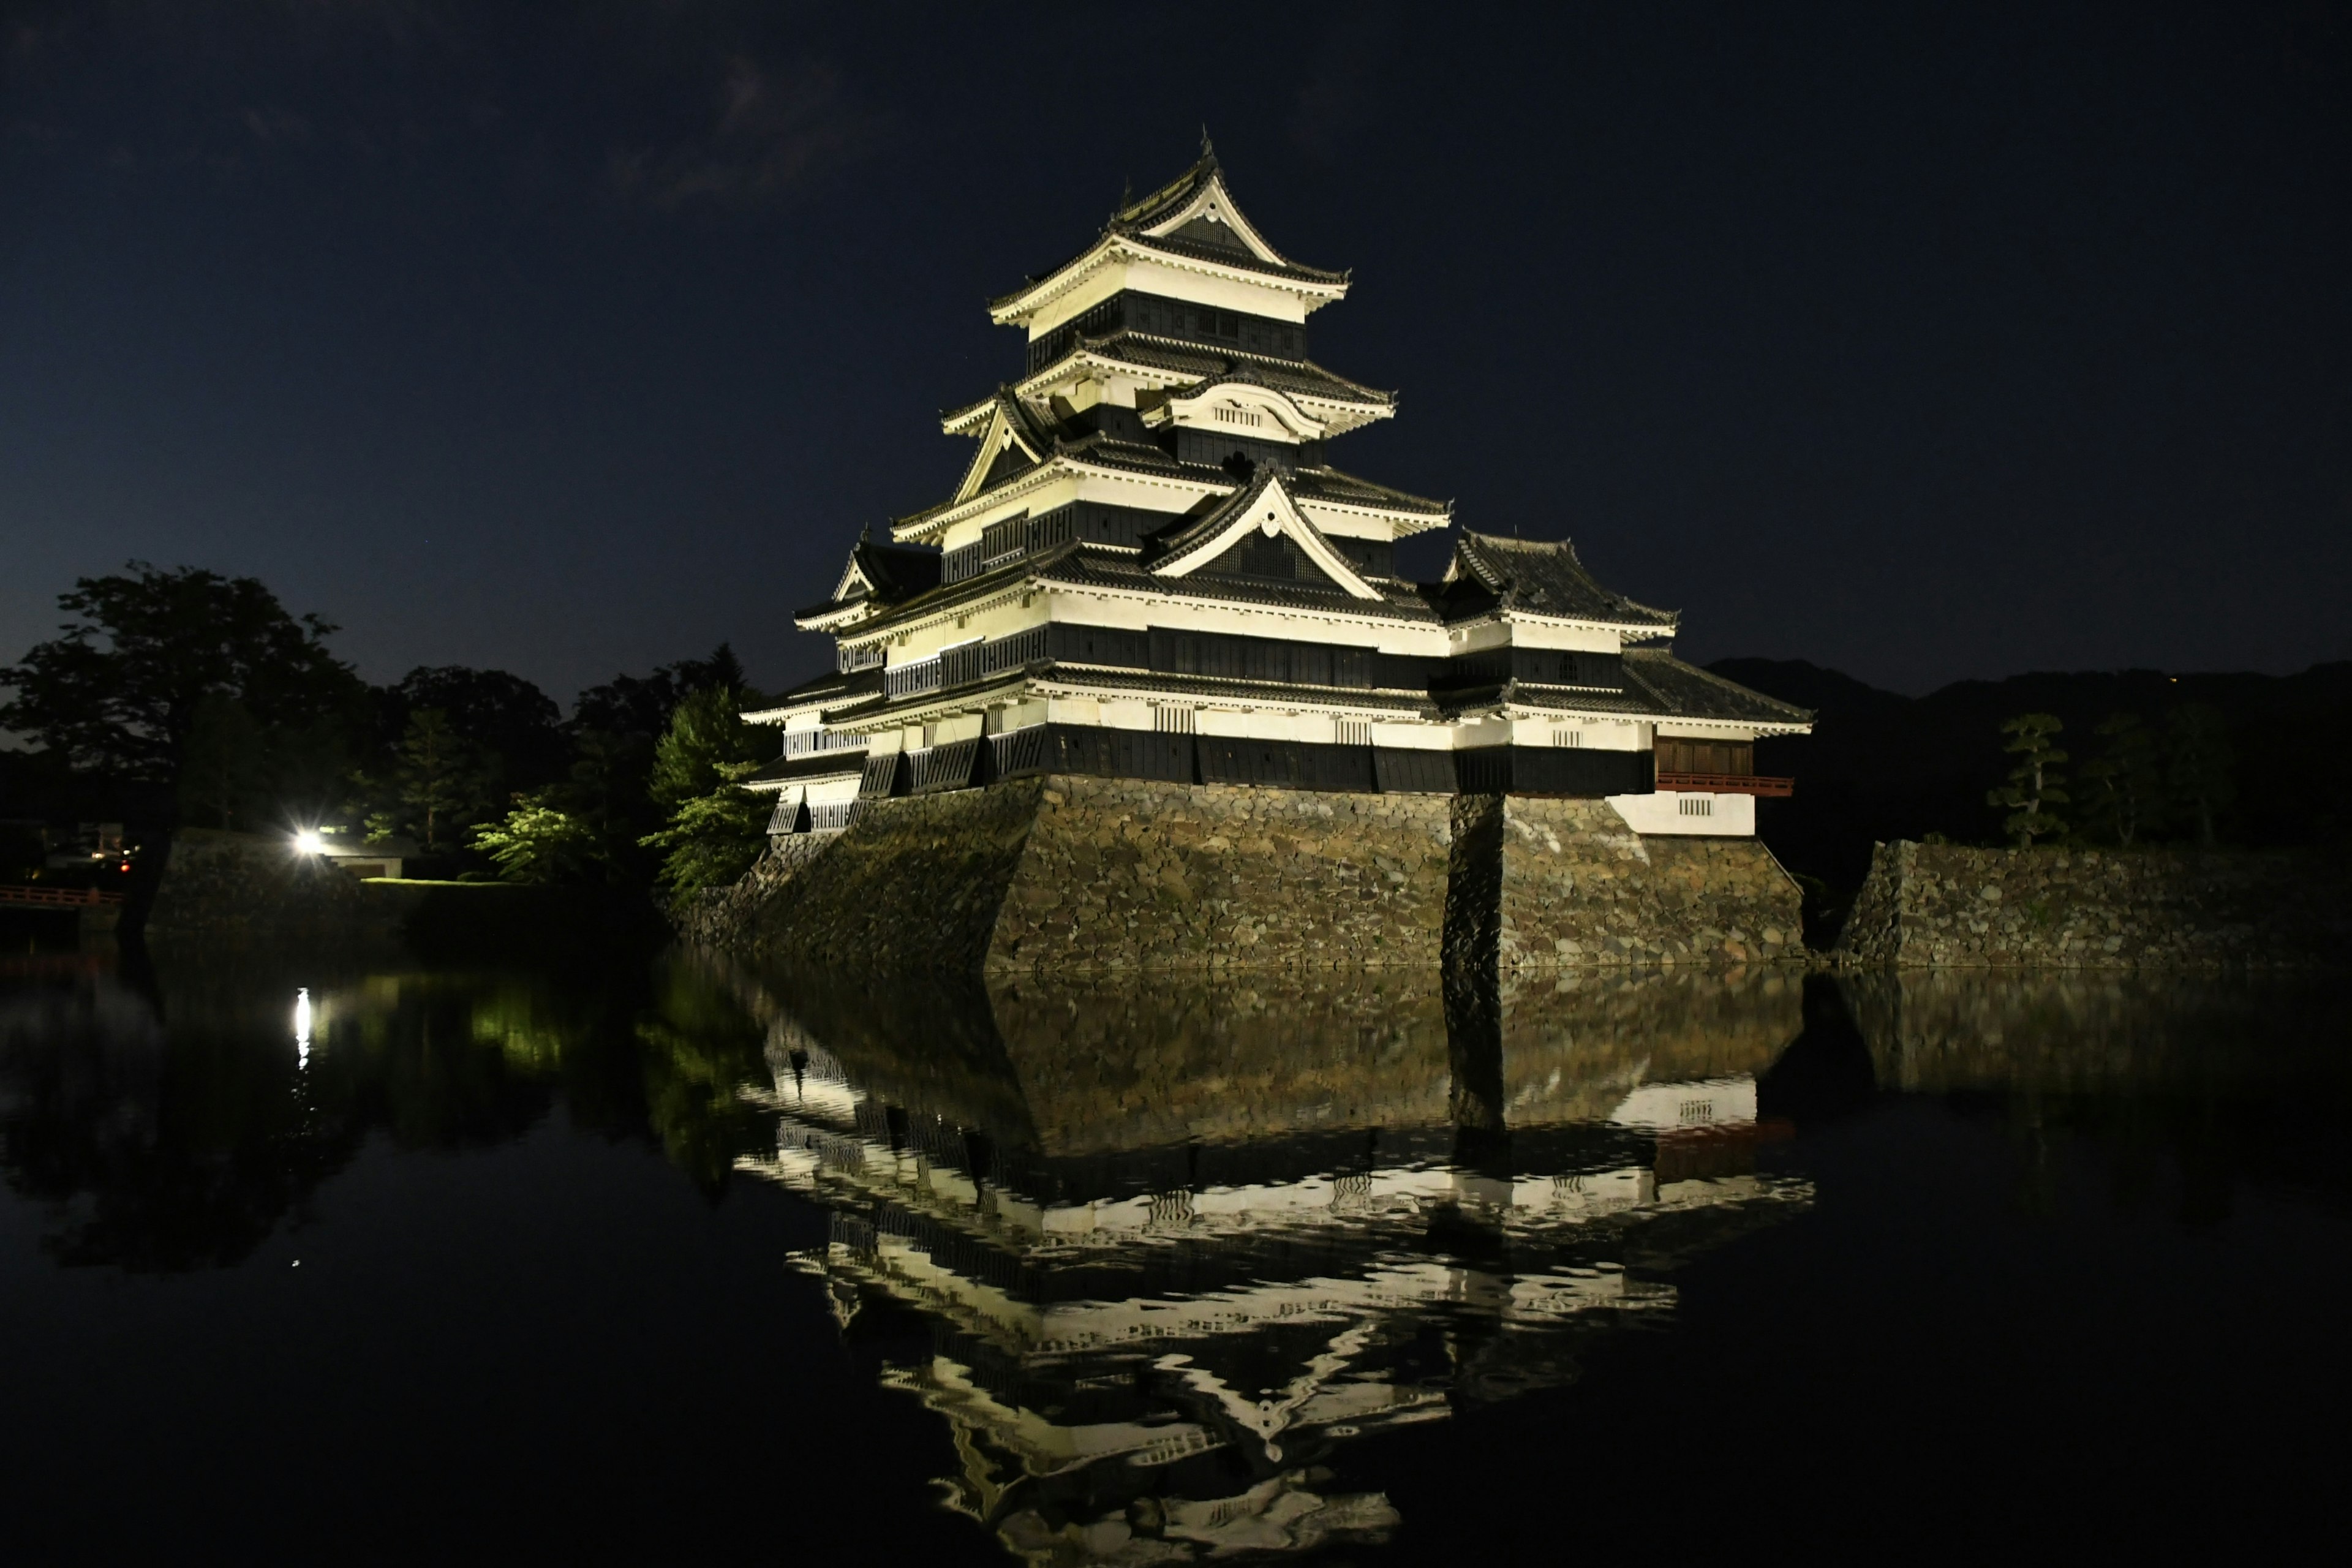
[1486,796,1802,968]
[146,829,402,948]
[715,774,1803,974]
[1836,840,2350,969]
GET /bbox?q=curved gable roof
[1447,531,1678,630]
[990,146,1349,320]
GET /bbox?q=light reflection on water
[1,946,2347,1560]
[734,967,1810,1561]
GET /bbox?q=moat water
[3,943,2345,1562]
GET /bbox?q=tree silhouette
[0,562,361,785]
[388,708,493,852]
[177,693,265,829]
[2081,712,2159,846]
[2163,704,2236,846]
[1988,713,2068,848]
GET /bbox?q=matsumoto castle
[746,145,1808,841]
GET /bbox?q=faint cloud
[241,105,314,144]
[1291,10,1401,160]
[608,54,883,213]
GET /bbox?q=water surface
[4,947,2345,1561]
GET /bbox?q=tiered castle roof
[752,141,1809,815]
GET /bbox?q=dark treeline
[0,954,774,1271]
[1718,658,2352,921]
[0,564,774,903]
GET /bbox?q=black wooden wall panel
[1373,748,1457,793]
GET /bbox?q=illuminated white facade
[748,142,1809,839]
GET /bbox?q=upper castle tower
[748,144,1809,837]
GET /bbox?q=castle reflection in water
[716,962,1815,1561]
[12,948,2334,1562]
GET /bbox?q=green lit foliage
[471,788,607,883]
[2163,704,2237,846]
[631,959,772,1193]
[2080,712,2160,847]
[1988,712,2068,848]
[548,644,752,886]
[639,680,772,905]
[641,761,771,903]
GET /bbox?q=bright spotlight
[293,831,325,855]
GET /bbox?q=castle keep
[721,144,1812,971]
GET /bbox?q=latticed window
[1334,719,1371,747]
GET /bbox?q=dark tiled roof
[1444,531,1677,628]
[827,543,1085,640]
[1036,665,1438,715]
[1062,432,1229,481]
[1036,544,1442,624]
[1041,333,1393,409]
[1620,650,1812,725]
[823,672,1031,729]
[794,541,943,622]
[1288,465,1450,518]
[745,751,869,786]
[893,436,1229,534]
[854,541,941,600]
[1140,467,1284,567]
[1430,657,1812,728]
[835,658,1439,731]
[991,149,1347,311]
[1119,231,1348,287]
[1433,681,1660,720]
[752,666,884,714]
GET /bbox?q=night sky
[4,2,2346,703]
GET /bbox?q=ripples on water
[2,944,2347,1561]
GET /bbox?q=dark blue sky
[4,1,2346,703]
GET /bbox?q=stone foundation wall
[711,777,1800,974]
[743,782,1043,971]
[987,776,1453,971]
[674,830,840,948]
[1484,797,1803,968]
[146,831,649,955]
[732,775,1453,971]
[1835,840,2350,968]
[145,830,402,948]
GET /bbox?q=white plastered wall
[1606,792,1756,837]
[1510,715,1648,751]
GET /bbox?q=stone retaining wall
[674,830,841,948]
[1465,796,1801,969]
[711,775,1801,974]
[1835,840,2349,968]
[733,775,1455,971]
[145,831,648,955]
[989,777,1453,971]
[145,830,402,949]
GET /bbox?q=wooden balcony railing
[1656,772,1795,797]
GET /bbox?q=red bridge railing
[1656,772,1795,798]
[0,885,126,910]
